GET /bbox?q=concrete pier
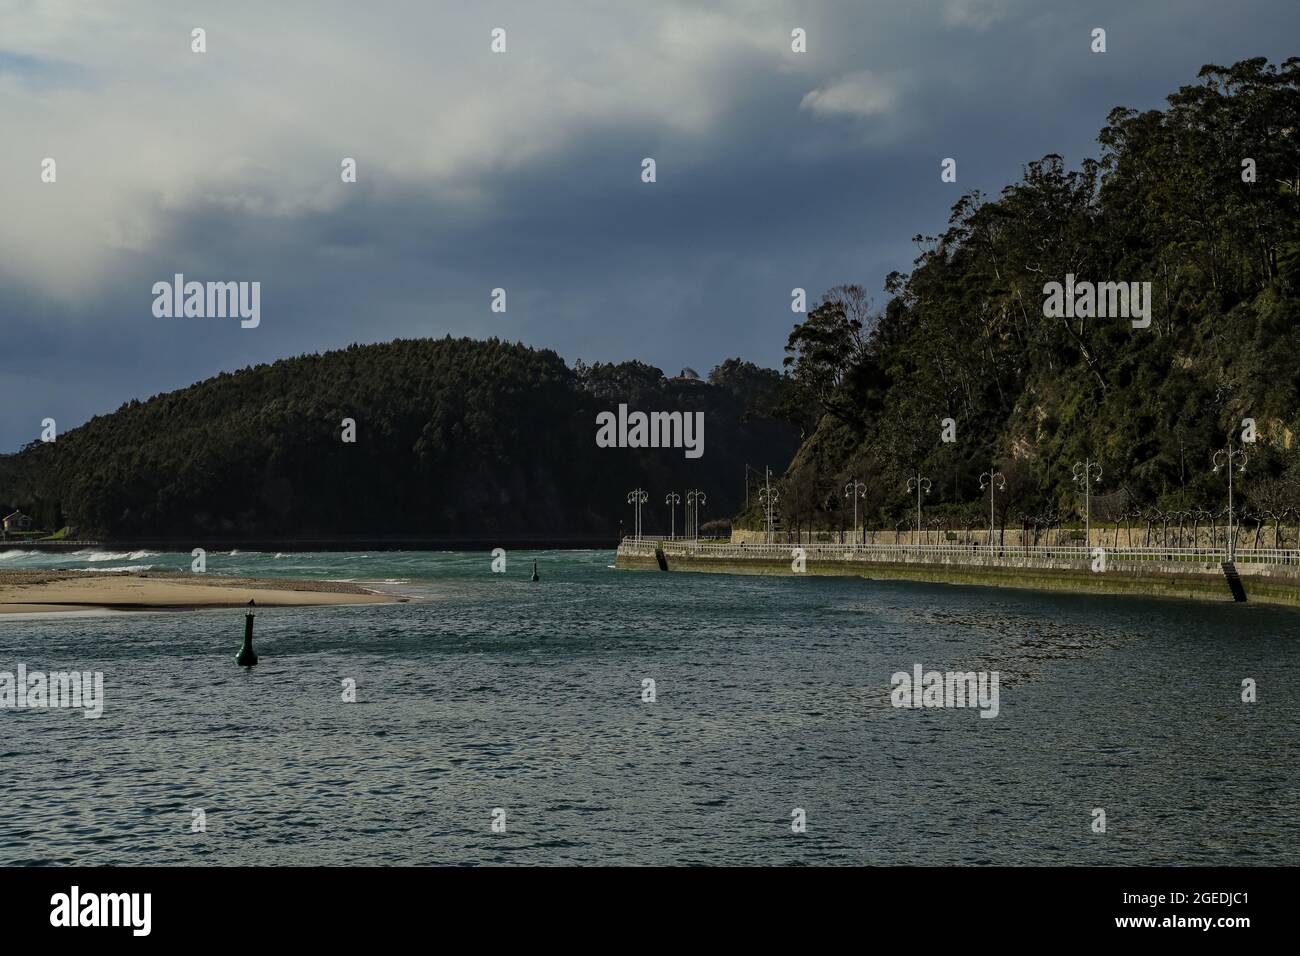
[616,538,1300,609]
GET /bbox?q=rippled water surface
[1,548,1297,865]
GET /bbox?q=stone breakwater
[614,540,1300,609]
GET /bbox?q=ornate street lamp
[1072,457,1103,547]
[906,472,931,546]
[686,489,707,540]
[758,484,778,545]
[1212,441,1248,561]
[979,469,1006,552]
[844,479,866,546]
[665,492,681,539]
[627,488,648,540]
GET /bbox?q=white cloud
[0,0,786,302]
[800,70,897,119]
[941,0,1016,30]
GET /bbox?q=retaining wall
[615,545,1300,608]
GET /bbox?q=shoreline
[0,571,401,615]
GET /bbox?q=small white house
[2,511,33,533]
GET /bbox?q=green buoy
[236,599,259,666]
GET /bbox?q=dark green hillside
[760,57,1300,539]
[3,338,796,540]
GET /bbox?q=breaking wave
[74,564,156,574]
[77,550,158,563]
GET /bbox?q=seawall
[616,542,1300,609]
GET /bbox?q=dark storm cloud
[1,0,1297,451]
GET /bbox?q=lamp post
[906,473,931,546]
[1072,458,1103,547]
[665,492,681,539]
[844,479,866,546]
[1212,441,1248,561]
[979,468,1006,553]
[686,489,707,540]
[627,488,648,541]
[758,481,778,545]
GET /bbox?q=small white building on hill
[2,511,33,533]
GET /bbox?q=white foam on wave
[84,550,157,562]
[0,550,38,561]
[74,564,155,573]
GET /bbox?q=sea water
[1,549,1296,865]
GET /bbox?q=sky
[1,0,1297,452]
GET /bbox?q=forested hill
[765,57,1300,536]
[0,339,797,540]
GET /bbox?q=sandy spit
[0,571,399,614]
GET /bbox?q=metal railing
[0,538,103,548]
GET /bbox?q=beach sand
[0,571,399,614]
